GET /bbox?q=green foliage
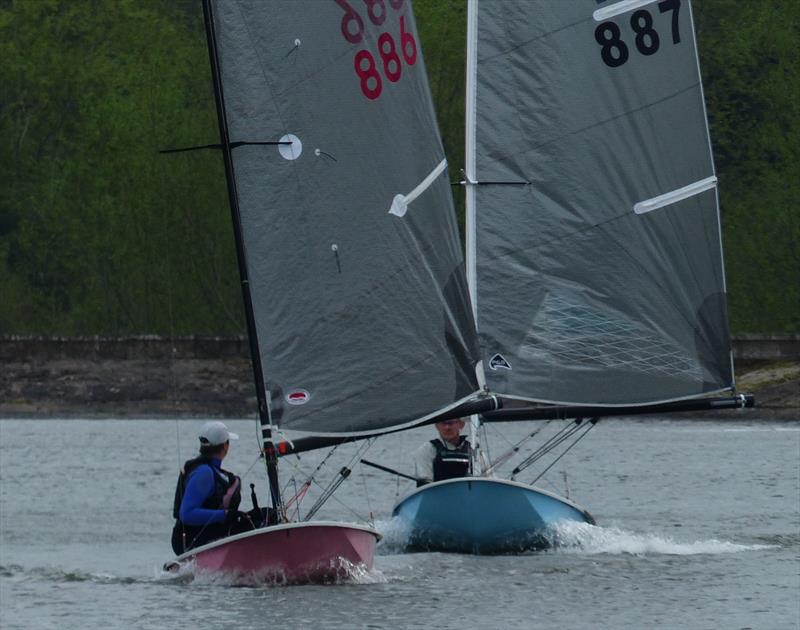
[0,0,796,335]
[694,0,800,332]
[415,0,467,222]
[0,0,242,334]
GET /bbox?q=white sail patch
[389,159,447,217]
[593,0,660,22]
[286,389,311,405]
[633,176,718,215]
[489,354,512,371]
[278,134,302,160]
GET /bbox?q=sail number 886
[336,0,417,100]
[595,0,681,68]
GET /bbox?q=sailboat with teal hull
[394,478,595,554]
[241,0,752,557]
[390,0,752,553]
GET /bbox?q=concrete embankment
[0,335,797,419]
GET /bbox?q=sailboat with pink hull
[165,522,378,584]
[163,0,495,582]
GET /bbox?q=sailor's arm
[179,466,227,525]
[413,442,436,485]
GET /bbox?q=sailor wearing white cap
[171,421,252,554]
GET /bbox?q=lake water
[1,416,798,629]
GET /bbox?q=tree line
[1,0,797,335]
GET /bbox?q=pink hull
[168,521,380,584]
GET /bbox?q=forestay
[466,0,733,405]
[207,0,480,434]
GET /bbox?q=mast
[465,0,483,472]
[464,0,479,319]
[201,0,282,513]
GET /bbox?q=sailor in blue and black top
[171,421,251,554]
[413,418,472,487]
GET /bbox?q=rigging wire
[359,464,375,527]
[241,450,267,479]
[484,420,553,476]
[529,419,597,486]
[304,439,375,521]
[394,474,402,503]
[310,479,370,523]
[284,477,306,522]
[165,196,181,470]
[278,444,339,511]
[286,470,371,523]
[510,419,588,480]
[272,443,374,522]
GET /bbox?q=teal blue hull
[391,478,595,554]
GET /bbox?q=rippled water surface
[1,417,798,629]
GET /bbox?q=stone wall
[2,334,797,362]
[0,335,251,361]
[731,334,800,361]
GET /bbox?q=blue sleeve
[179,465,226,526]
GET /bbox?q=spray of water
[158,556,386,587]
[545,520,777,556]
[374,517,412,555]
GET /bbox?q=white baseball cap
[198,421,239,446]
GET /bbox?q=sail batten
[470,0,733,406]
[633,176,718,215]
[593,0,661,22]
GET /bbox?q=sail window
[593,0,660,21]
[388,159,447,217]
[278,134,302,160]
[633,176,718,215]
[286,389,311,405]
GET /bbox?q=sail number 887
[595,0,681,68]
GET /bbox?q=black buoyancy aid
[172,456,241,518]
[171,456,242,554]
[431,436,471,481]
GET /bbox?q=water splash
[159,557,386,587]
[335,558,387,585]
[374,517,412,555]
[544,520,778,556]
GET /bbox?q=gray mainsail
[466,0,733,405]
[207,0,480,434]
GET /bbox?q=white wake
[546,520,777,556]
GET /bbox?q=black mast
[201,0,282,513]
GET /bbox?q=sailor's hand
[226,509,252,525]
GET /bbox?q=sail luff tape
[633,176,718,215]
[389,159,448,217]
[476,360,486,389]
[593,0,660,22]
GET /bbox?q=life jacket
[431,436,471,481]
[171,456,242,554]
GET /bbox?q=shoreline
[1,356,797,421]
